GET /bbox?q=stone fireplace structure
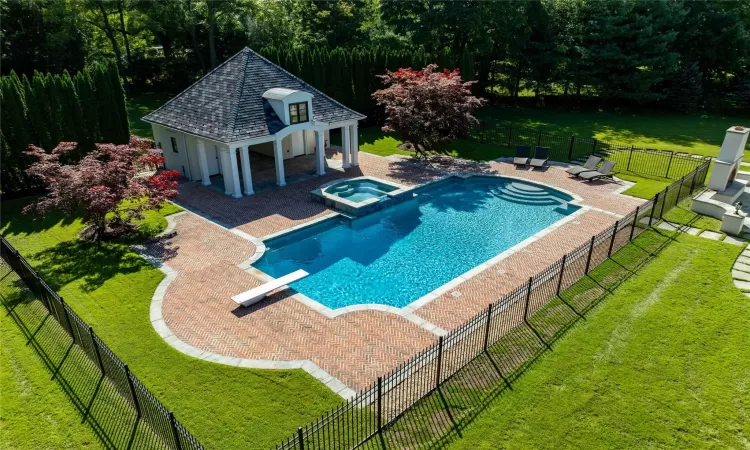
[692,126,750,235]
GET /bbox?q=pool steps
[488,181,567,207]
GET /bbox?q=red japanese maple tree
[372,64,485,159]
[24,136,180,241]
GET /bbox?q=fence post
[169,412,184,450]
[556,254,567,296]
[626,145,634,171]
[59,297,76,344]
[507,124,513,147]
[435,337,444,389]
[124,364,142,418]
[536,130,542,147]
[629,206,640,241]
[659,186,669,219]
[89,327,105,375]
[688,171,697,194]
[677,177,686,201]
[591,139,598,155]
[523,277,533,322]
[584,236,595,274]
[377,376,383,433]
[568,136,575,161]
[648,192,659,226]
[665,151,675,178]
[608,221,619,257]
[483,303,493,351]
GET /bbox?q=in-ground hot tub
[312,176,412,216]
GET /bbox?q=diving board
[231,270,309,307]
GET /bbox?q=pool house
[142,47,366,197]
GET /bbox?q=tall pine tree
[33,71,59,146]
[21,74,52,149]
[107,61,130,143]
[74,70,101,147]
[0,76,33,190]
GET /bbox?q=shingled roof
[142,47,365,143]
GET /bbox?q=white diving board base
[232,270,309,307]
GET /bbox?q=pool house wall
[152,120,360,198]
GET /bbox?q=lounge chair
[514,146,531,167]
[566,155,602,176]
[530,147,550,169]
[578,160,616,181]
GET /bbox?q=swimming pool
[255,176,581,310]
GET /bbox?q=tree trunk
[116,0,133,96]
[207,0,218,70]
[185,0,206,74]
[95,0,130,98]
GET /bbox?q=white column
[315,130,326,176]
[240,146,254,195]
[350,123,359,166]
[220,149,233,195]
[196,140,211,186]
[273,137,286,186]
[228,148,242,198]
[342,126,351,169]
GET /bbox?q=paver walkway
[140,152,645,395]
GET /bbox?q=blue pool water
[255,176,579,309]
[325,179,398,203]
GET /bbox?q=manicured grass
[0,199,341,449]
[662,197,723,233]
[127,92,171,138]
[477,107,748,161]
[446,233,750,449]
[616,171,673,199]
[1,306,99,449]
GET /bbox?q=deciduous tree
[372,64,484,159]
[23,137,180,241]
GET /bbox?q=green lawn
[1,303,99,449]
[662,197,723,233]
[446,233,750,449]
[477,107,749,161]
[127,92,170,138]
[0,200,341,449]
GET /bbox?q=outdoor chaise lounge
[530,146,550,169]
[566,155,602,176]
[578,160,616,181]
[231,269,308,307]
[514,146,531,167]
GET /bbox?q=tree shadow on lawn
[0,197,80,237]
[32,240,154,293]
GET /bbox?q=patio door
[291,130,305,157]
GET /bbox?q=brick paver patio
[141,151,644,394]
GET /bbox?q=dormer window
[289,102,308,124]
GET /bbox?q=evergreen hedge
[0,61,129,195]
[260,46,472,116]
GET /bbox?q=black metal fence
[273,159,710,450]
[0,238,204,450]
[470,122,712,180]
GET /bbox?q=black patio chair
[514,146,531,167]
[578,160,617,181]
[566,155,602,176]
[530,146,550,169]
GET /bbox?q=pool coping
[247,173,592,328]
[136,208,359,400]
